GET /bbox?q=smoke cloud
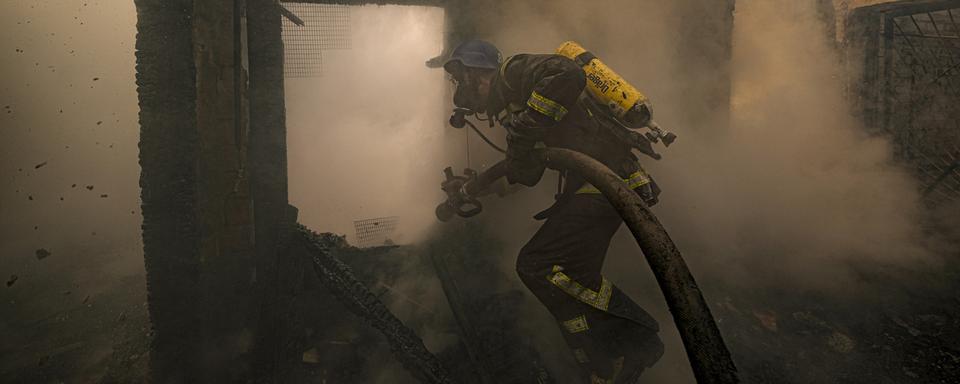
[0,1,142,279]
[286,5,452,245]
[0,0,944,382]
[651,0,930,285]
[445,0,938,382]
[0,2,146,381]
[472,0,933,298]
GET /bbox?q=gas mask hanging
[450,68,487,115]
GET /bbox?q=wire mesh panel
[871,2,960,205]
[353,217,399,247]
[280,3,352,78]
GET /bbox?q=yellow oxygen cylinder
[557,41,652,128]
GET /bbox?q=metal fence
[353,216,399,247]
[280,3,352,78]
[856,1,960,206]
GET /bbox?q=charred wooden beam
[299,226,457,384]
[135,0,201,381]
[136,0,259,381]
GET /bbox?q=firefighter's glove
[503,112,547,187]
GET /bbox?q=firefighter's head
[444,40,501,114]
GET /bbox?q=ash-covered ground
[1,220,959,383]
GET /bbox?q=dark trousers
[517,194,663,382]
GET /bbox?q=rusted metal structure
[134,0,737,382]
[847,0,960,206]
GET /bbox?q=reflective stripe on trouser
[516,194,663,382]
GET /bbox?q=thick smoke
[284,8,460,381]
[286,5,452,245]
[449,0,936,382]
[0,4,144,302]
[650,0,930,285]
[474,0,932,296]
[0,2,145,381]
[1,0,943,382]
[0,1,142,280]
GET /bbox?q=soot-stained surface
[2,230,959,383]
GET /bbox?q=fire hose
[436,148,740,384]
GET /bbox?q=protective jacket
[486,54,660,204]
[489,54,666,383]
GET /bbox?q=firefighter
[442,39,665,383]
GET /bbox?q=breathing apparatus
[556,41,677,147]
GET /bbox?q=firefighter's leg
[516,194,663,383]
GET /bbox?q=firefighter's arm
[504,56,586,186]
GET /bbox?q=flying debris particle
[34,161,47,169]
[28,195,33,201]
[59,197,64,201]
[35,249,51,260]
[33,226,38,230]
[71,184,77,188]
[62,290,71,296]
[85,185,94,190]
[6,275,18,287]
[96,121,102,125]
[92,77,99,81]
[117,311,127,322]
[82,295,90,304]
[99,194,108,198]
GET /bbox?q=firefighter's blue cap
[443,40,502,75]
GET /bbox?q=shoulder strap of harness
[498,55,519,93]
